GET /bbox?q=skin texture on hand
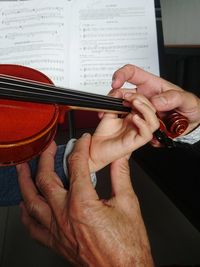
[17,135,154,267]
[111,64,200,135]
[89,91,159,172]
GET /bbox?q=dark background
[134,0,200,231]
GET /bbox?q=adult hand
[17,135,154,267]
[111,64,200,134]
[89,91,159,172]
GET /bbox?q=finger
[17,163,37,200]
[94,113,123,137]
[132,99,159,132]
[123,93,159,132]
[132,113,155,143]
[151,90,198,114]
[17,164,52,228]
[98,111,104,119]
[117,114,155,153]
[20,202,52,245]
[35,141,65,201]
[68,133,99,201]
[111,64,159,90]
[33,142,67,221]
[108,87,137,100]
[104,89,124,119]
[35,172,67,219]
[20,202,76,263]
[124,92,156,113]
[110,157,134,196]
[98,89,124,119]
[121,110,157,151]
[38,141,57,172]
[36,140,66,199]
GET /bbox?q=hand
[17,135,154,267]
[111,64,200,134]
[89,91,159,172]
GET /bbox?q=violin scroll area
[151,112,189,148]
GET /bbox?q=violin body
[0,64,189,166]
[0,64,59,165]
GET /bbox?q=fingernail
[82,132,89,137]
[98,112,104,119]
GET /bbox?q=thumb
[68,133,99,202]
[150,90,196,113]
[110,157,134,196]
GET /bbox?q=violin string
[0,74,122,102]
[0,81,128,111]
[0,77,128,111]
[0,84,130,113]
[0,85,131,112]
[0,75,124,105]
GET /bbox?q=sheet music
[0,0,159,95]
[0,0,70,86]
[69,0,159,95]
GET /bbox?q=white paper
[69,0,159,94]
[0,0,159,95]
[0,0,70,86]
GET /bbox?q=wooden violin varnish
[0,64,189,165]
[152,111,189,148]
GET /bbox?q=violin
[0,64,188,166]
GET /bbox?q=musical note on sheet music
[0,1,69,87]
[0,0,159,95]
[69,0,159,95]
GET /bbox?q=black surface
[137,0,200,231]
[134,142,200,231]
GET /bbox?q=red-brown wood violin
[0,64,189,166]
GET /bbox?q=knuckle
[124,63,132,69]
[124,64,136,75]
[25,198,39,219]
[119,192,141,212]
[154,119,160,130]
[68,151,81,167]
[69,199,91,222]
[36,172,55,196]
[36,172,47,187]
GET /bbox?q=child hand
[89,90,160,172]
